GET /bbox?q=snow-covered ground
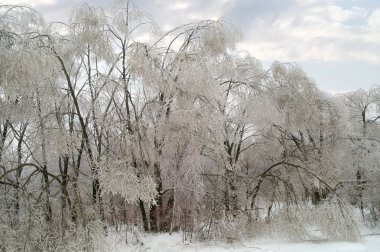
[106,229,380,252]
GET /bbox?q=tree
[0,2,372,250]
[341,87,380,223]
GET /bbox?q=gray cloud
[25,0,380,64]
[222,0,297,28]
[19,0,380,91]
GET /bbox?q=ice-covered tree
[341,87,380,224]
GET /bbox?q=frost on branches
[0,1,380,251]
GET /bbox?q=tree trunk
[150,162,163,232]
[139,200,149,232]
[356,169,365,219]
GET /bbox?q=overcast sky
[4,0,380,93]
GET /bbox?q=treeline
[0,1,379,251]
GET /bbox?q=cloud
[368,8,380,27]
[169,2,190,10]
[232,1,380,64]
[22,0,380,66]
[2,0,56,7]
[223,0,296,28]
[136,0,226,26]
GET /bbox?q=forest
[0,1,380,251]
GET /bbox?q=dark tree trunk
[356,169,365,219]
[139,200,149,232]
[150,162,163,232]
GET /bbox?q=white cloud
[2,0,56,7]
[169,2,189,10]
[237,1,380,64]
[17,0,380,66]
[17,0,378,91]
[368,8,380,27]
